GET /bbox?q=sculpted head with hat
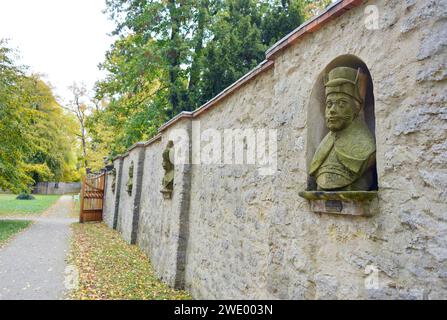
[324,66,366,132]
[308,65,376,191]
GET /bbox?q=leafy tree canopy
[0,40,80,193]
[89,0,331,158]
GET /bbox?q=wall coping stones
[112,153,128,161]
[266,0,363,60]
[109,0,361,161]
[112,141,146,161]
[158,111,194,133]
[111,135,162,162]
[158,60,275,132]
[191,59,275,118]
[128,141,146,151]
[143,133,162,147]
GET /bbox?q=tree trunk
[188,0,209,109]
[168,0,181,118]
[81,125,88,168]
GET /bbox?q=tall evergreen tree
[200,0,266,103]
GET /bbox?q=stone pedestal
[299,191,378,216]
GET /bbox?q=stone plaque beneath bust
[325,200,343,213]
[310,199,371,216]
[299,191,378,216]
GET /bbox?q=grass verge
[69,223,192,300]
[0,194,60,217]
[0,220,32,246]
[69,197,80,219]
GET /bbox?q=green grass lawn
[0,194,60,216]
[0,220,32,246]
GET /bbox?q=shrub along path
[0,195,77,300]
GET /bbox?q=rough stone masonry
[102,0,447,299]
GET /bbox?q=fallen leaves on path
[68,223,191,300]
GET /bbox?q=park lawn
[0,220,32,246]
[69,223,191,300]
[0,194,60,216]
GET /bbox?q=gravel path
[0,195,78,300]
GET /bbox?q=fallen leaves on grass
[68,223,191,300]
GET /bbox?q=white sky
[0,0,116,104]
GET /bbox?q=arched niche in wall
[306,54,378,191]
[301,55,378,216]
[161,140,174,200]
[127,161,134,196]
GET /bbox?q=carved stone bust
[110,167,117,194]
[309,67,376,191]
[126,161,134,196]
[161,141,174,199]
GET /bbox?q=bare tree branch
[65,82,91,169]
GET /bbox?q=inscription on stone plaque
[325,200,343,213]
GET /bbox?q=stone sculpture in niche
[161,141,174,199]
[300,66,377,215]
[311,66,375,190]
[111,168,117,194]
[127,161,134,196]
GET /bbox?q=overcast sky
[0,0,116,104]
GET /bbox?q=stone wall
[33,182,81,195]
[136,120,192,288]
[102,0,447,299]
[103,168,116,228]
[115,145,145,244]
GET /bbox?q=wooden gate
[80,172,105,223]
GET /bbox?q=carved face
[325,92,358,132]
[162,149,174,171]
[162,158,170,171]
